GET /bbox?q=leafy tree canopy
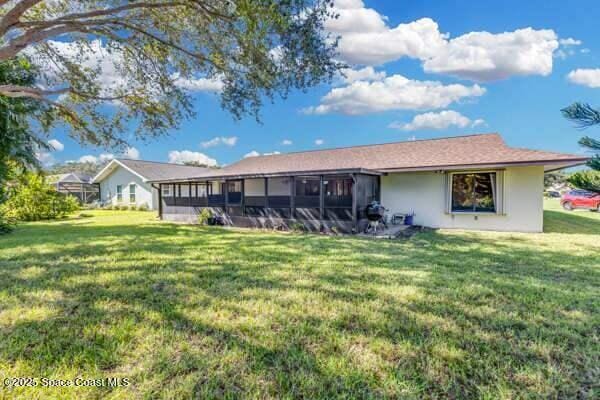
[0,0,341,151]
[561,103,600,170]
[44,160,107,177]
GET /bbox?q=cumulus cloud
[244,150,261,158]
[77,153,115,164]
[303,74,485,115]
[243,150,281,158]
[35,151,55,166]
[315,139,324,145]
[48,139,64,152]
[567,69,600,88]
[171,73,224,93]
[200,136,238,148]
[559,38,582,46]
[168,150,218,166]
[340,67,386,83]
[281,139,293,145]
[422,28,558,81]
[326,1,560,82]
[389,110,485,131]
[123,147,140,160]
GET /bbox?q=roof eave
[378,158,590,173]
[148,168,383,183]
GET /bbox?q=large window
[325,177,352,197]
[129,184,136,203]
[161,184,172,197]
[451,172,497,213]
[116,185,123,202]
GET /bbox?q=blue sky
[45,0,600,167]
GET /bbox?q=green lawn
[0,200,598,399]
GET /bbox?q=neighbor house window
[451,172,497,213]
[161,185,172,197]
[129,184,136,203]
[116,185,123,202]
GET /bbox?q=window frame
[447,170,503,215]
[161,184,172,197]
[116,185,123,203]
[129,183,136,204]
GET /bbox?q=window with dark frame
[451,172,497,213]
[116,185,122,202]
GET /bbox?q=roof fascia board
[92,159,149,183]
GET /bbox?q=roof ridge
[236,133,502,160]
[116,158,210,168]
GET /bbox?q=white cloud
[340,67,386,83]
[315,139,324,145]
[123,147,140,160]
[48,139,64,152]
[243,150,261,158]
[77,153,115,164]
[567,69,600,88]
[559,38,582,46]
[389,110,485,131]
[78,155,99,164]
[243,150,280,158]
[35,151,55,166]
[281,139,293,145]
[171,73,224,93]
[423,28,558,81]
[326,1,559,82]
[200,136,238,148]
[168,150,218,166]
[303,74,485,115]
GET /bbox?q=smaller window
[161,185,172,197]
[129,184,136,203]
[116,185,123,202]
[197,184,207,197]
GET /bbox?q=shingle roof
[56,172,93,183]
[150,133,587,182]
[92,159,212,183]
[117,159,213,181]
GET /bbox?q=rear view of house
[149,134,586,233]
[92,159,210,210]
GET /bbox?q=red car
[561,190,600,211]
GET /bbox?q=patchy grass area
[0,201,598,399]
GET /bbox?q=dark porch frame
[157,171,381,232]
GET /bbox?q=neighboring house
[92,159,210,210]
[51,173,99,204]
[148,134,587,233]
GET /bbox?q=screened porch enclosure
[159,173,380,231]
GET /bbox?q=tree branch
[0,0,44,36]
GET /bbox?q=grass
[0,200,598,399]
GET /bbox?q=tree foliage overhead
[0,0,341,149]
[0,56,45,197]
[561,102,600,170]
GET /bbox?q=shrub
[0,208,15,234]
[1,173,80,221]
[198,208,212,225]
[138,203,149,211]
[129,205,138,211]
[118,204,128,211]
[290,222,306,233]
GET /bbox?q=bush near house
[0,173,79,221]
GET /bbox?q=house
[92,159,211,210]
[51,172,99,204]
[146,133,586,232]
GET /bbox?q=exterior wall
[99,166,157,210]
[380,166,544,232]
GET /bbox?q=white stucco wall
[99,166,157,210]
[381,166,544,232]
